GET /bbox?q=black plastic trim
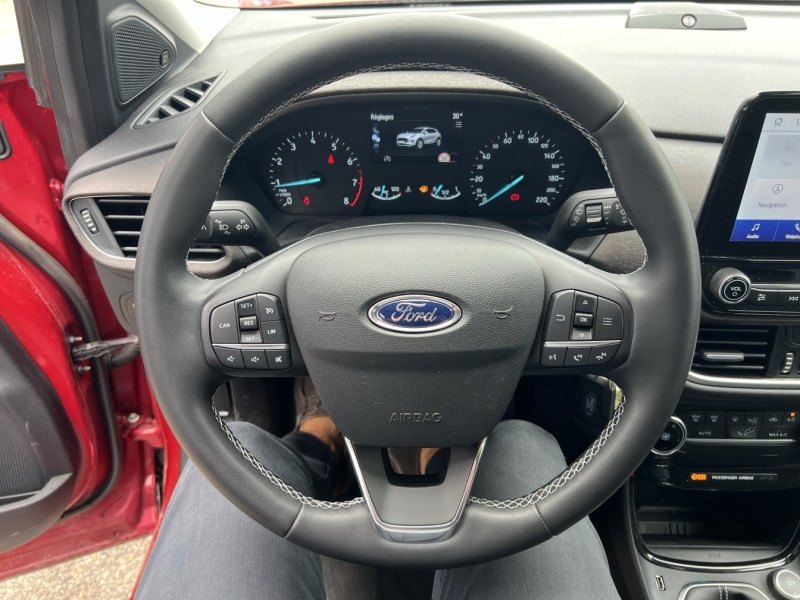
[0,120,10,160]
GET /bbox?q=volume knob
[710,268,751,305]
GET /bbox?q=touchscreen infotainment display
[731,113,800,242]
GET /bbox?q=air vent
[95,197,224,262]
[135,74,223,127]
[692,326,776,377]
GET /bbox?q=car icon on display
[396,127,442,149]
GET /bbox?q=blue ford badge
[368,295,462,333]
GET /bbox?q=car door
[0,9,176,581]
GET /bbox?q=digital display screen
[731,113,800,242]
[370,109,463,164]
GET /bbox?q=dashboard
[50,4,800,593]
[239,94,609,220]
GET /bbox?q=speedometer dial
[268,131,363,214]
[469,129,567,215]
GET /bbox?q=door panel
[0,71,168,579]
[0,319,78,553]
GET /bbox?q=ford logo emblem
[368,295,462,333]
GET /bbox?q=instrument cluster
[246,94,610,218]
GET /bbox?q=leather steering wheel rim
[135,13,700,569]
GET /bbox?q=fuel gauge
[430,184,461,201]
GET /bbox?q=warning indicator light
[690,473,708,481]
[419,185,429,194]
[510,193,520,201]
[327,155,335,165]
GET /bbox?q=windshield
[0,0,23,67]
[197,0,763,8]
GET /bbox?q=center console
[599,92,800,600]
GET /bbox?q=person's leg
[135,421,326,600]
[432,420,621,600]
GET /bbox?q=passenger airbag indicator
[688,472,777,489]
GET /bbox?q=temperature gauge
[371,185,403,201]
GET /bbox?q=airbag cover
[286,229,544,447]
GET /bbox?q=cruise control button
[240,330,262,344]
[595,298,623,341]
[239,315,259,331]
[728,426,759,439]
[566,347,590,367]
[574,312,593,328]
[758,426,794,439]
[588,343,619,366]
[260,321,288,344]
[235,296,258,317]
[257,294,283,322]
[214,348,243,369]
[541,346,567,368]
[544,291,574,341]
[574,292,597,314]
[266,349,291,370]
[210,302,238,344]
[571,328,593,341]
[242,349,269,370]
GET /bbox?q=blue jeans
[136,420,620,599]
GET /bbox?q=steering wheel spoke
[347,439,485,543]
[526,246,634,376]
[201,251,301,377]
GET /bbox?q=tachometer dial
[469,129,567,215]
[268,131,363,214]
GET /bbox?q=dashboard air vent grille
[95,197,224,261]
[135,73,222,127]
[692,326,775,377]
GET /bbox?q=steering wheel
[135,13,700,569]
